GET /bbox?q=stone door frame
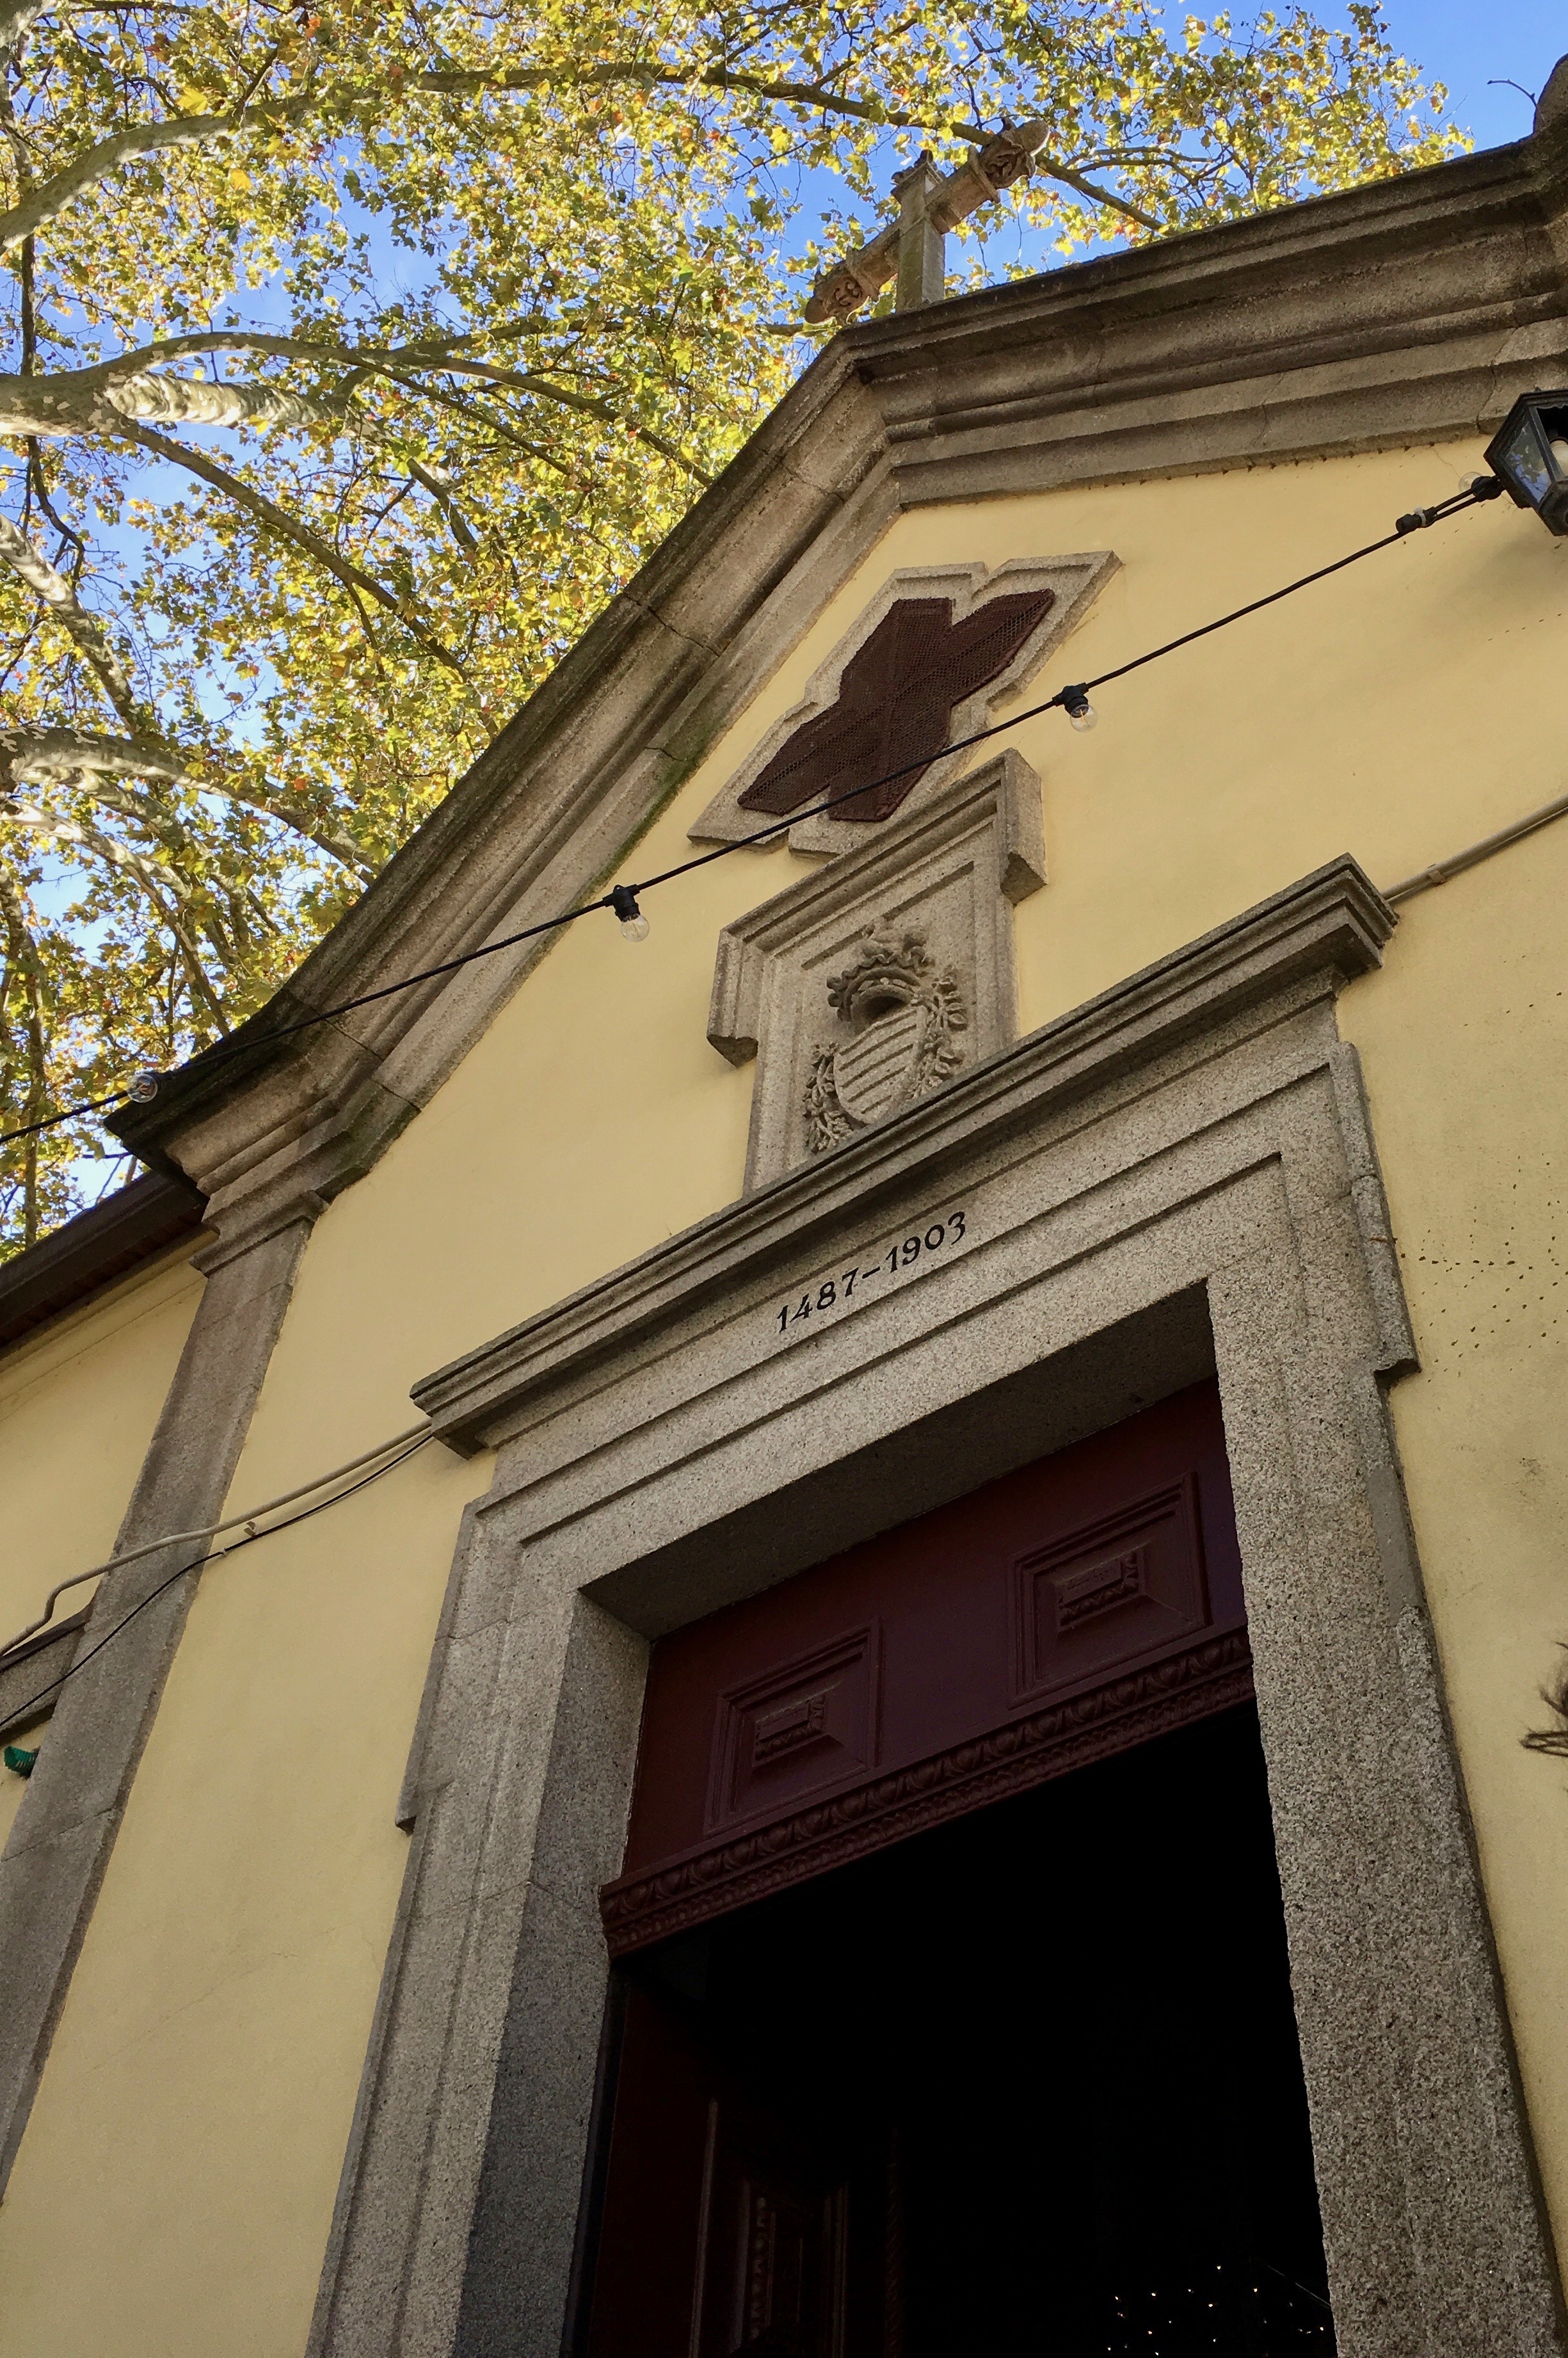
[308,856,1566,2358]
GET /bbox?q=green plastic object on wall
[3,1744,37,1777]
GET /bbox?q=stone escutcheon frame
[707,748,1046,1189]
[307,856,1567,2358]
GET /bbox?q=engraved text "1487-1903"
[775,1210,968,1336]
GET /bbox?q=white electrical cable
[1384,782,1568,904]
[0,1420,430,1660]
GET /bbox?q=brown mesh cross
[736,588,1055,825]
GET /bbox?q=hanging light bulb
[609,883,650,942]
[1060,684,1098,732]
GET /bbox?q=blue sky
[1386,0,1563,147]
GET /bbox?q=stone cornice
[99,105,1562,1267]
[412,854,1396,1454]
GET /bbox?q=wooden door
[694,2094,849,2358]
[582,1383,1262,2354]
[603,1383,1249,1959]
[584,1980,883,2358]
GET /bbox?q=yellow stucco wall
[0,1244,204,1651]
[1,440,1565,2352]
[0,1247,204,1898]
[1337,836,1568,2263]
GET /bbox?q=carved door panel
[584,1984,876,2358]
[605,1383,1249,1959]
[694,2100,849,2358]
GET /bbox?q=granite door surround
[309,857,1565,2358]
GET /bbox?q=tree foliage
[0,0,1460,1249]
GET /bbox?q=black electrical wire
[632,488,1490,895]
[0,1434,431,1731]
[0,481,1499,1153]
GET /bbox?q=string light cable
[0,1418,431,1659]
[0,1426,434,1730]
[0,475,1503,1155]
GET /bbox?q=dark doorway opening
[580,1704,1334,2356]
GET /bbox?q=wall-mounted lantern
[1484,392,1568,535]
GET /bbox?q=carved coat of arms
[803,930,966,1153]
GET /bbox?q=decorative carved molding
[1053,1545,1146,1629]
[707,750,1044,1190]
[417,855,1399,1456]
[705,1623,881,1833]
[1011,1474,1209,1701]
[735,587,1057,824]
[689,557,1116,859]
[344,860,1562,2358]
[600,1630,1253,1957]
[106,122,1567,1277]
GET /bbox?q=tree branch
[0,724,374,870]
[364,365,582,479]
[0,0,44,77]
[52,323,550,393]
[1039,160,1161,225]
[0,59,1155,262]
[2,328,714,480]
[0,868,47,1240]
[406,458,477,554]
[0,509,141,725]
[0,723,189,786]
[411,357,714,482]
[123,421,466,673]
[211,781,374,872]
[5,792,193,898]
[0,99,310,253]
[417,63,1155,221]
[156,894,228,1027]
[104,371,340,430]
[0,359,342,437]
[414,60,967,132]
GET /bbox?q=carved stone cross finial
[803,120,1050,326]
[892,152,945,311]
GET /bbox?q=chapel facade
[3,61,1568,2358]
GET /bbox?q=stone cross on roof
[803,120,1051,324]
